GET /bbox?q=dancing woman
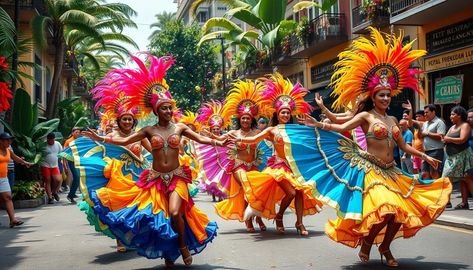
[285,28,451,267]
[214,80,267,232]
[195,100,232,202]
[82,55,220,266]
[230,74,323,235]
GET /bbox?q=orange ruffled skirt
[326,169,451,248]
[240,156,322,220]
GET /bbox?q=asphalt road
[1,193,473,270]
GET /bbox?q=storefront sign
[310,58,337,84]
[424,46,473,72]
[434,75,463,105]
[426,18,473,55]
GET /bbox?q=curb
[435,215,473,231]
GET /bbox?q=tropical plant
[12,181,45,200]
[148,20,220,111]
[0,89,60,181]
[32,0,137,118]
[296,17,312,47]
[0,7,16,56]
[57,97,91,138]
[196,0,297,54]
[149,11,176,39]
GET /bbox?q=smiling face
[277,108,291,124]
[118,114,135,133]
[240,115,252,129]
[450,111,461,125]
[156,103,173,122]
[371,89,391,110]
[210,126,221,135]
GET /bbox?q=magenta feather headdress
[196,100,231,128]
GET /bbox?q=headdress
[114,53,176,117]
[196,100,231,129]
[179,111,202,132]
[90,71,140,121]
[225,79,265,119]
[330,27,426,110]
[259,73,312,115]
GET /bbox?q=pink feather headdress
[196,100,231,128]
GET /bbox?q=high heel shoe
[274,214,285,234]
[244,219,256,233]
[295,222,309,236]
[255,216,266,231]
[358,239,372,264]
[179,246,193,267]
[379,247,399,267]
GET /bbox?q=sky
[110,0,178,53]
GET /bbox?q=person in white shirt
[40,133,63,204]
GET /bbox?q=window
[34,54,42,104]
[197,11,208,23]
[217,7,226,11]
[45,67,51,105]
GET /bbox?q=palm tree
[32,0,137,118]
[148,11,176,39]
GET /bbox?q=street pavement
[1,191,473,270]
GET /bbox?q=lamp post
[216,35,226,94]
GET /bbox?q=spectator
[64,127,81,203]
[7,145,14,188]
[40,133,63,204]
[257,116,269,131]
[399,119,414,173]
[402,110,410,120]
[0,132,32,227]
[420,104,447,179]
[411,110,426,174]
[441,106,473,210]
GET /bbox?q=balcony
[290,13,347,58]
[390,0,473,25]
[63,54,80,78]
[72,77,89,97]
[351,5,390,34]
[272,35,300,66]
[0,0,48,16]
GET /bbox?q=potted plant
[362,0,390,22]
[12,181,46,208]
[281,34,292,55]
[296,17,312,47]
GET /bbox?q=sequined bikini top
[128,143,142,156]
[150,133,180,150]
[365,122,400,142]
[235,141,258,151]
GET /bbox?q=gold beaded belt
[147,167,188,187]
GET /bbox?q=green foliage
[0,7,16,55]
[57,97,91,138]
[0,89,60,180]
[148,20,220,111]
[296,17,311,47]
[12,181,45,200]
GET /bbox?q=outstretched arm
[182,125,227,146]
[228,127,272,144]
[9,149,33,167]
[297,112,367,133]
[82,128,147,146]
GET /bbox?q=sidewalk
[435,181,473,230]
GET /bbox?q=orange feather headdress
[259,73,312,116]
[330,27,426,110]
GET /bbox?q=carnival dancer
[213,79,267,232]
[195,100,232,202]
[178,111,202,197]
[81,54,220,267]
[229,74,323,235]
[287,28,451,267]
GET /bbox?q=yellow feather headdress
[225,79,265,119]
[179,111,202,132]
[330,27,426,110]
